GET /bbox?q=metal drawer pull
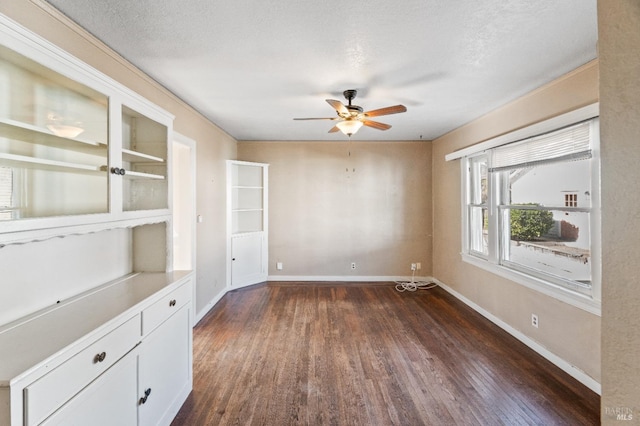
[169,299,177,307]
[93,352,107,363]
[139,388,152,405]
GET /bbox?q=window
[467,155,489,257]
[564,193,578,207]
[0,166,14,220]
[461,117,600,305]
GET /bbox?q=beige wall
[0,1,237,318]
[238,141,432,278]
[599,0,640,423]
[8,1,638,411]
[431,60,601,382]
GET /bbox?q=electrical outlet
[416,262,421,270]
[411,263,417,271]
[351,262,356,270]
[531,314,539,328]
[276,262,283,270]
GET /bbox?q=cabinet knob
[232,258,236,261]
[119,168,126,175]
[93,351,107,363]
[169,299,177,307]
[139,388,152,405]
[110,167,120,175]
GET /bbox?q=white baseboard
[431,277,601,395]
[194,288,228,325]
[267,275,431,282]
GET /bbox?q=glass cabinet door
[120,105,168,212]
[0,45,109,221]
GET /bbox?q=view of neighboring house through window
[0,166,13,220]
[464,118,599,298]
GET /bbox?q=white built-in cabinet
[0,14,192,426]
[226,160,268,288]
[0,272,193,426]
[0,15,171,243]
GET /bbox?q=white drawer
[142,279,191,336]
[24,315,140,426]
[39,353,138,426]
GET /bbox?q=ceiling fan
[294,89,407,137]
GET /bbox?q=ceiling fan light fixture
[294,89,406,137]
[336,119,363,136]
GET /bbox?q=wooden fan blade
[363,105,407,117]
[293,117,338,120]
[328,125,341,133]
[363,120,391,131]
[326,99,349,115]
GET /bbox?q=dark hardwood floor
[172,282,599,425]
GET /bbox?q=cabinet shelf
[122,148,164,163]
[97,167,165,180]
[0,153,104,174]
[232,185,263,190]
[0,118,107,154]
[123,170,165,180]
[232,208,263,212]
[120,104,169,212]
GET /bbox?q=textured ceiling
[46,0,597,141]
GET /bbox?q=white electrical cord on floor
[395,269,438,292]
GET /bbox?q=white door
[231,233,264,287]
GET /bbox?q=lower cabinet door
[138,305,191,426]
[231,232,265,287]
[40,353,137,426]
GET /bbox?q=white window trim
[445,103,599,161]
[466,154,490,259]
[460,252,601,315]
[455,106,601,315]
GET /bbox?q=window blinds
[489,120,592,172]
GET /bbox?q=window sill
[461,253,601,316]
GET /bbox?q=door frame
[172,132,197,316]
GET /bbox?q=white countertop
[0,270,192,386]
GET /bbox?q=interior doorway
[172,132,196,307]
